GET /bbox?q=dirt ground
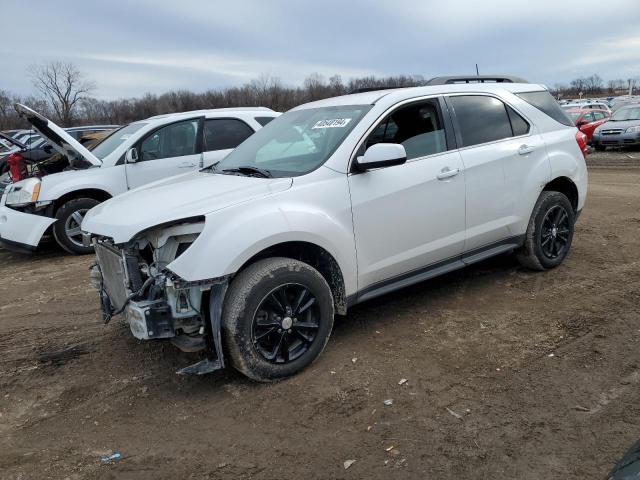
[1,151,640,480]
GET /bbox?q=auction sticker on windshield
[312,118,352,129]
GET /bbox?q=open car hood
[14,104,102,167]
[0,131,27,150]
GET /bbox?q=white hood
[82,171,293,243]
[14,103,102,167]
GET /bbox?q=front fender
[167,176,357,296]
[38,166,125,202]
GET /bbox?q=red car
[566,108,610,144]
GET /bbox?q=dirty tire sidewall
[517,191,575,271]
[222,257,334,382]
[53,197,100,255]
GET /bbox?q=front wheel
[52,197,100,254]
[516,191,575,271]
[222,257,335,382]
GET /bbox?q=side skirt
[348,235,524,307]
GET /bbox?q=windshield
[91,122,148,160]
[216,105,372,177]
[611,107,640,121]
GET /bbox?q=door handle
[518,144,536,155]
[178,162,196,168]
[436,167,460,180]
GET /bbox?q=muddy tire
[53,197,100,255]
[222,257,334,382]
[516,191,575,271]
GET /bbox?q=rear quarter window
[516,91,574,127]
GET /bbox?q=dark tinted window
[204,119,254,151]
[255,116,276,126]
[449,96,513,147]
[506,106,530,136]
[365,99,447,160]
[140,119,198,161]
[516,91,573,126]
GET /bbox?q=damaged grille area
[94,242,131,311]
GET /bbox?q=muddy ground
[1,151,639,479]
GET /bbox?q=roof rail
[349,86,406,94]
[426,75,528,85]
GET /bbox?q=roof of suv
[294,83,547,110]
[146,107,276,121]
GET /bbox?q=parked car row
[0,77,589,381]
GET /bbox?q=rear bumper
[0,203,56,249]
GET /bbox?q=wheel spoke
[267,292,287,314]
[67,227,82,237]
[71,211,84,225]
[554,207,563,225]
[293,288,308,314]
[255,327,276,341]
[293,320,319,329]
[541,235,552,247]
[266,332,286,361]
[294,328,314,344]
[297,297,316,315]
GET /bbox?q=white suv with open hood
[83,76,588,381]
[0,105,279,253]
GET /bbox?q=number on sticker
[312,118,352,129]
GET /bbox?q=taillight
[7,152,27,182]
[575,131,588,159]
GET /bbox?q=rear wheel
[516,191,575,271]
[222,257,334,382]
[52,197,100,254]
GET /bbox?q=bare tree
[29,61,95,126]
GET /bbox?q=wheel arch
[53,188,112,212]
[543,176,579,212]
[236,241,348,315]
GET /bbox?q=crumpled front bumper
[0,200,56,251]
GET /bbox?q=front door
[348,98,466,292]
[126,117,203,189]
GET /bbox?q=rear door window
[449,95,513,147]
[203,119,255,151]
[506,106,530,136]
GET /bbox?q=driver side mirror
[125,147,139,164]
[354,143,407,172]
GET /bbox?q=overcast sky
[2,0,639,99]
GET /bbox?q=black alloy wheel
[252,283,321,364]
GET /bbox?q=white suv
[0,105,278,253]
[84,77,588,381]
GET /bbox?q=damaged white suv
[84,76,588,381]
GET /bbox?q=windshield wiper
[221,166,272,178]
[201,161,220,173]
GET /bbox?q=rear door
[126,117,203,189]
[447,94,549,253]
[201,118,256,168]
